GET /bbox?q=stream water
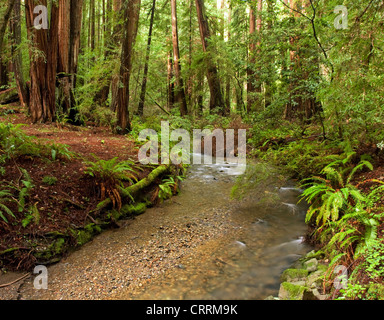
[1,154,313,300]
[112,154,313,300]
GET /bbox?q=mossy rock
[278,282,307,300]
[281,268,309,283]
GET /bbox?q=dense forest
[0,0,384,301]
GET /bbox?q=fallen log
[0,87,19,105]
[120,165,171,199]
[95,165,171,213]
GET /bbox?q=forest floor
[2,104,384,300]
[0,104,163,273]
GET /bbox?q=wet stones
[267,251,330,301]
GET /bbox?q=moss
[34,237,67,262]
[281,268,309,282]
[73,223,102,246]
[279,282,307,300]
[120,202,147,216]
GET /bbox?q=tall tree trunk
[0,0,15,53]
[247,0,262,113]
[115,0,141,134]
[97,0,122,108]
[195,0,225,115]
[171,0,188,116]
[137,0,156,117]
[0,0,15,89]
[225,2,231,115]
[25,0,59,123]
[56,0,83,123]
[167,50,175,111]
[10,0,28,107]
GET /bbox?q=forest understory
[1,0,384,301]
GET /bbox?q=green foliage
[0,189,15,223]
[49,143,73,161]
[300,153,373,226]
[42,176,58,186]
[84,156,140,209]
[158,176,183,202]
[0,123,43,163]
[84,156,139,186]
[361,241,384,281]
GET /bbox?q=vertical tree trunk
[90,0,96,53]
[225,2,231,115]
[116,0,141,134]
[0,0,15,90]
[171,0,188,116]
[97,0,122,108]
[195,0,225,115]
[0,0,15,53]
[247,0,262,113]
[167,50,175,111]
[25,0,59,123]
[56,0,83,123]
[10,0,28,107]
[137,0,156,117]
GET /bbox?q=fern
[84,156,140,210]
[0,189,15,223]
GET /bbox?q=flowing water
[2,154,312,300]
[112,154,313,300]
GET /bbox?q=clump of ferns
[300,153,384,265]
[84,156,140,211]
[300,153,373,227]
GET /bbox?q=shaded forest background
[0,0,382,144]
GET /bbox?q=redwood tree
[171,0,188,116]
[247,0,263,113]
[195,0,225,115]
[25,0,59,123]
[116,0,141,134]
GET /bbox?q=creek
[2,154,313,300]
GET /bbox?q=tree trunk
[171,0,188,116]
[96,0,122,108]
[25,0,59,123]
[137,0,156,117]
[225,3,231,115]
[195,0,225,115]
[10,0,28,107]
[0,0,15,53]
[115,0,141,134]
[56,0,83,124]
[0,0,15,90]
[167,50,175,111]
[247,0,262,113]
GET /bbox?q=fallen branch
[0,273,30,288]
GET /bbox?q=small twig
[0,273,30,288]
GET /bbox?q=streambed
[0,155,312,300]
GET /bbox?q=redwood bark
[195,0,225,115]
[247,0,262,113]
[25,0,59,123]
[116,0,141,134]
[171,0,188,116]
[137,0,156,117]
[10,0,28,107]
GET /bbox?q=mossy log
[0,88,19,105]
[95,165,170,213]
[120,164,170,199]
